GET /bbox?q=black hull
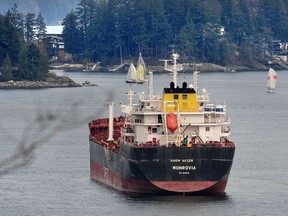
[89,140,235,194]
[125,80,137,84]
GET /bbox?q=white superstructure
[120,54,231,147]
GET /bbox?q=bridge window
[135,119,142,123]
[158,115,162,123]
[182,94,187,100]
[174,94,179,100]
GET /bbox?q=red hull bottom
[90,160,228,195]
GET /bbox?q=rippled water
[1,69,288,216]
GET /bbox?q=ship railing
[204,117,230,124]
[203,105,226,113]
[165,64,183,71]
[221,131,231,136]
[143,106,160,111]
[132,102,161,112]
[125,141,160,147]
[128,136,178,147]
[124,137,235,148]
[166,136,178,143]
[203,111,227,115]
[133,107,141,112]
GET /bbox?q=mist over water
[1,70,287,216]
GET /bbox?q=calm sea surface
[1,69,288,216]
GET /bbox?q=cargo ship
[88,53,235,195]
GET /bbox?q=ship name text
[170,159,194,163]
[172,166,196,170]
[170,159,196,174]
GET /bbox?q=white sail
[136,53,146,83]
[126,63,137,83]
[267,68,278,93]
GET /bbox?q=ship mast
[162,53,183,87]
[107,102,115,141]
[127,87,135,106]
[193,70,199,94]
[171,53,178,86]
[148,71,153,99]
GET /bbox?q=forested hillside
[61,0,288,67]
[1,0,288,70]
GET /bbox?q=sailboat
[135,53,146,84]
[267,67,278,93]
[125,63,137,83]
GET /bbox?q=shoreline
[1,60,281,89]
[0,74,82,89]
[0,80,82,89]
[50,62,273,73]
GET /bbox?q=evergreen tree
[203,0,221,23]
[218,38,231,66]
[18,43,47,80]
[27,43,45,80]
[230,0,252,45]
[35,42,49,80]
[102,0,118,58]
[190,0,206,60]
[178,21,197,60]
[36,12,47,36]
[0,14,5,66]
[239,40,254,65]
[84,7,99,60]
[7,3,25,40]
[131,6,149,54]
[27,43,42,80]
[76,0,97,50]
[220,0,233,32]
[202,23,223,63]
[25,13,36,42]
[148,0,172,57]
[19,45,31,79]
[85,1,109,61]
[261,0,288,40]
[1,54,13,81]
[62,10,84,56]
[115,0,136,57]
[3,14,22,66]
[163,0,188,40]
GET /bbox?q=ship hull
[125,80,137,84]
[90,140,235,195]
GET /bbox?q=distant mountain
[0,0,79,25]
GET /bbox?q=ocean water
[1,69,288,216]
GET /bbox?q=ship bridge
[162,82,199,113]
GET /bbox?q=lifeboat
[166,113,178,133]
